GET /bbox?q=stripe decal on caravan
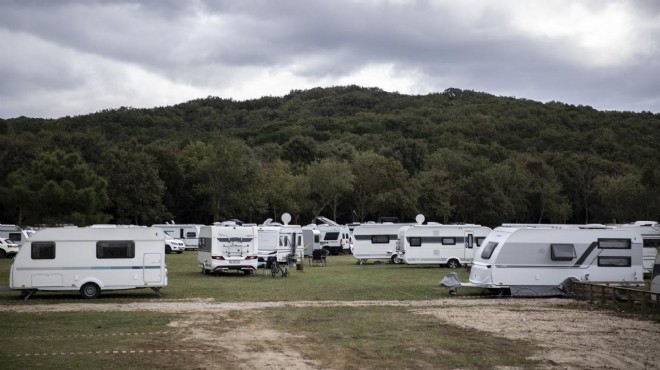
[574,242,598,266]
[15,266,162,271]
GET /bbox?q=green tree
[307,159,354,220]
[98,147,167,225]
[3,150,110,225]
[262,160,309,221]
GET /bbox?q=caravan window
[643,238,660,248]
[598,239,631,249]
[551,244,576,261]
[186,232,197,238]
[96,241,135,259]
[598,256,631,267]
[31,242,56,259]
[441,237,456,245]
[372,235,390,244]
[409,237,422,247]
[8,232,22,243]
[324,232,339,241]
[481,242,498,259]
[476,237,485,247]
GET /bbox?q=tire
[391,255,402,264]
[446,259,460,269]
[165,246,172,254]
[80,283,100,299]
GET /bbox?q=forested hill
[1,86,659,227]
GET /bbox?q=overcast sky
[1,0,659,119]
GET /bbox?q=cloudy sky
[1,0,659,119]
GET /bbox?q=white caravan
[257,214,303,264]
[152,223,202,250]
[198,223,259,274]
[352,223,414,264]
[613,221,660,275]
[0,224,33,246]
[9,226,168,299]
[302,227,321,257]
[397,224,492,268]
[441,225,644,296]
[307,217,351,255]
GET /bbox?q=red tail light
[212,255,225,260]
[245,255,258,260]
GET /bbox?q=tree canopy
[1,86,658,226]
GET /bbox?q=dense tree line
[1,86,658,227]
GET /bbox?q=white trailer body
[279,224,303,263]
[152,224,202,250]
[352,223,414,264]
[9,226,168,299]
[310,217,351,255]
[398,224,492,268]
[302,227,321,257]
[463,226,644,296]
[198,225,259,274]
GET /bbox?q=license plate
[229,260,239,264]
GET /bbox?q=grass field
[0,252,473,302]
[0,252,542,369]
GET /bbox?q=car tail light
[245,256,258,260]
[212,255,225,260]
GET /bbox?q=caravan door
[143,253,163,284]
[464,232,475,262]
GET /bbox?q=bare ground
[3,298,659,369]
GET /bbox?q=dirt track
[3,298,659,369]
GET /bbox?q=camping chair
[311,249,327,267]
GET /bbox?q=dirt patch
[2,298,658,369]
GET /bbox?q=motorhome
[0,224,33,246]
[198,223,259,275]
[441,225,644,296]
[307,217,351,255]
[152,223,202,250]
[397,224,492,267]
[9,226,168,299]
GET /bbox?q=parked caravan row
[9,225,168,299]
[441,224,645,296]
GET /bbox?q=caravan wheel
[446,259,460,269]
[80,283,100,299]
[390,255,402,264]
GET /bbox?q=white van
[0,224,32,246]
[10,226,168,299]
[198,223,259,274]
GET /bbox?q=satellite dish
[281,213,292,225]
[415,214,425,224]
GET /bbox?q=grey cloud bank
[1,0,658,119]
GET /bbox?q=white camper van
[152,223,202,250]
[308,217,351,255]
[397,224,492,268]
[442,225,644,296]
[9,226,168,299]
[198,223,259,274]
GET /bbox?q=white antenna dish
[415,214,425,224]
[281,213,292,225]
